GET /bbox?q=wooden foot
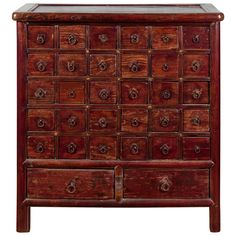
[210,205,220,232]
[17,205,30,232]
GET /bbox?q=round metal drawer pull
[98,117,108,128]
[98,34,108,43]
[192,89,202,100]
[35,142,45,153]
[98,89,110,100]
[68,34,78,45]
[67,61,76,72]
[130,34,139,44]
[161,35,170,43]
[67,90,76,98]
[34,88,46,99]
[159,176,172,192]
[194,145,201,154]
[130,143,139,155]
[36,61,46,72]
[161,89,172,100]
[191,116,201,126]
[67,142,77,154]
[191,60,201,72]
[98,144,109,154]
[98,61,108,71]
[130,62,139,73]
[67,116,77,127]
[160,144,170,155]
[128,88,139,100]
[160,116,170,127]
[37,118,46,128]
[66,180,77,194]
[130,118,140,127]
[162,63,169,72]
[36,33,46,45]
[192,34,200,44]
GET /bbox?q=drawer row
[27,135,210,160]
[28,80,209,105]
[27,53,209,78]
[28,25,210,50]
[27,108,210,133]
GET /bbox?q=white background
[0,0,234,235]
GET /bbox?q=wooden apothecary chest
[12,4,224,232]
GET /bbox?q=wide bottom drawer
[124,169,209,199]
[27,168,114,200]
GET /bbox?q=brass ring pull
[98,34,108,43]
[160,116,170,127]
[130,143,139,155]
[34,88,46,99]
[161,89,172,100]
[67,116,77,127]
[98,144,109,154]
[36,61,46,72]
[191,60,201,72]
[98,89,110,100]
[98,117,108,128]
[35,142,45,153]
[191,116,201,126]
[67,61,76,72]
[128,88,139,100]
[192,89,202,100]
[67,142,77,154]
[130,34,139,44]
[37,118,46,128]
[98,61,108,71]
[159,177,172,192]
[67,90,76,98]
[68,34,78,45]
[36,33,46,45]
[160,144,170,155]
[194,145,201,154]
[130,62,139,73]
[161,35,170,43]
[66,180,77,194]
[192,35,200,44]
[130,118,140,127]
[162,63,169,72]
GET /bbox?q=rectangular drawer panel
[27,168,114,199]
[124,169,209,198]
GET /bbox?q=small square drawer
[90,54,116,77]
[123,169,209,199]
[152,82,179,106]
[183,55,209,77]
[59,25,86,49]
[27,136,54,159]
[121,81,148,104]
[90,136,117,160]
[121,108,148,133]
[121,26,148,49]
[59,82,85,104]
[183,109,210,132]
[89,109,117,133]
[27,168,114,199]
[151,27,178,49]
[183,27,210,49]
[121,53,148,78]
[58,110,85,133]
[28,80,54,104]
[121,137,147,160]
[183,82,209,104]
[152,53,178,78]
[28,109,54,131]
[89,26,117,49]
[151,136,179,159]
[28,54,54,76]
[183,137,210,160]
[151,109,179,132]
[58,54,87,76]
[59,136,86,159]
[89,81,117,104]
[28,26,54,48]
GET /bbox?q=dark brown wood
[14,4,223,232]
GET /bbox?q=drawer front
[121,108,148,133]
[59,82,85,104]
[90,136,117,160]
[28,54,54,76]
[151,27,178,50]
[124,169,209,198]
[59,25,86,49]
[89,81,117,104]
[183,109,210,132]
[89,26,117,49]
[121,53,148,78]
[27,168,114,199]
[28,80,54,104]
[121,137,148,160]
[28,26,54,49]
[27,136,55,159]
[90,54,116,77]
[58,110,86,133]
[58,54,87,76]
[59,136,86,159]
[28,109,54,131]
[183,27,210,49]
[121,81,148,104]
[183,137,210,160]
[121,26,148,49]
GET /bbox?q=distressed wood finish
[13,4,223,232]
